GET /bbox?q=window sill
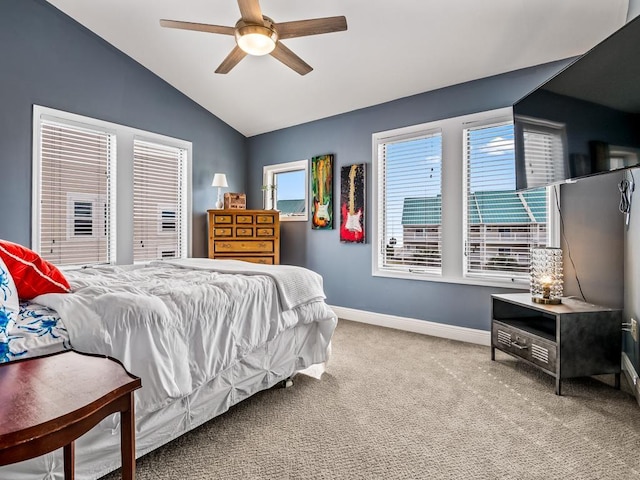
[280,215,308,222]
[372,269,529,290]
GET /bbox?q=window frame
[262,159,309,222]
[32,105,192,266]
[462,117,560,284]
[132,137,188,263]
[372,107,559,289]
[372,125,444,277]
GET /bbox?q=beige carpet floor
[102,320,640,480]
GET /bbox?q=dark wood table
[0,350,141,479]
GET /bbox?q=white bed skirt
[2,317,336,480]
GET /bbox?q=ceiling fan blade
[237,0,263,25]
[270,42,312,76]
[215,46,248,74]
[160,19,235,35]
[276,16,347,39]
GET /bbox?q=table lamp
[530,247,563,304]
[212,173,228,209]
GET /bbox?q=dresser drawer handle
[510,341,529,350]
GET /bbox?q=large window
[464,121,551,281]
[133,140,187,262]
[263,160,308,221]
[36,120,115,266]
[374,129,442,275]
[372,107,558,287]
[33,106,192,267]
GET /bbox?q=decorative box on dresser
[491,293,622,395]
[207,209,280,265]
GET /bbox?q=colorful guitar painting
[340,163,365,243]
[312,154,333,229]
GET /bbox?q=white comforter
[34,260,335,416]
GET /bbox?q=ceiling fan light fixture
[235,23,278,56]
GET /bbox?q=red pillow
[0,240,70,300]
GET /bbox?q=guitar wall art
[311,154,334,230]
[340,163,365,243]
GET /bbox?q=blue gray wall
[247,65,624,330]
[0,0,247,258]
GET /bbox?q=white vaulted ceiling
[46,0,629,137]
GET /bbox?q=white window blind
[38,121,114,266]
[133,140,187,262]
[376,131,442,275]
[464,122,548,279]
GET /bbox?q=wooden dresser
[207,209,280,264]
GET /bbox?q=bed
[0,257,337,480]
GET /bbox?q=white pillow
[0,255,19,336]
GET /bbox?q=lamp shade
[211,173,228,188]
[530,247,563,304]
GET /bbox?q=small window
[263,160,308,221]
[159,207,177,232]
[73,202,93,236]
[66,192,106,241]
[158,246,177,259]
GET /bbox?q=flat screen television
[513,15,640,190]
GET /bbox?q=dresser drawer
[236,257,274,265]
[213,215,232,224]
[236,227,254,237]
[256,215,275,224]
[492,321,557,373]
[236,215,254,224]
[214,240,274,253]
[256,227,274,237]
[214,227,232,237]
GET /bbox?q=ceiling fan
[160,0,347,75]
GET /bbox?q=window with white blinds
[375,130,442,275]
[133,140,187,262]
[37,120,115,266]
[464,121,550,280]
[372,108,557,286]
[34,105,192,266]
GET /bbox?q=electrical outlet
[632,318,638,342]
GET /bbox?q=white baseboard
[330,305,491,346]
[622,352,640,406]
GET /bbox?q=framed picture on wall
[340,163,365,243]
[311,154,333,229]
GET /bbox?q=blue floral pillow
[1,257,22,362]
[1,256,19,335]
